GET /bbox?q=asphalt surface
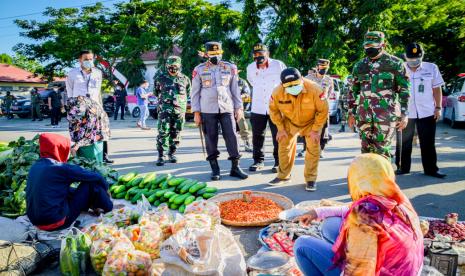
[1,115,465,267]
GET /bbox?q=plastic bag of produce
[103,237,152,275]
[125,221,163,259]
[85,223,118,241]
[139,207,184,240]
[90,232,130,274]
[184,200,220,225]
[60,228,90,276]
[184,213,213,230]
[100,207,140,228]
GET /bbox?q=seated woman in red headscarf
[293,153,424,276]
[26,133,113,231]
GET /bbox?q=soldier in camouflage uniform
[338,75,354,133]
[154,56,191,166]
[348,31,410,158]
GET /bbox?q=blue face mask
[82,60,94,70]
[285,84,303,96]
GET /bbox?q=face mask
[209,56,221,65]
[318,69,327,75]
[254,56,266,65]
[364,47,382,58]
[407,58,422,68]
[168,66,179,74]
[82,60,93,70]
[285,84,304,96]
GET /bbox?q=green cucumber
[189,182,207,194]
[113,185,126,194]
[131,192,143,204]
[125,192,131,200]
[169,203,180,210]
[168,177,187,186]
[160,181,170,190]
[184,195,196,206]
[148,193,158,203]
[109,184,119,193]
[155,189,169,198]
[153,200,161,207]
[114,191,126,199]
[174,194,190,205]
[181,181,198,194]
[119,172,138,183]
[154,173,171,186]
[202,192,216,199]
[127,177,143,188]
[164,191,176,199]
[195,196,204,202]
[140,172,156,188]
[169,193,180,203]
[126,186,140,196]
[196,186,218,195]
[179,204,186,213]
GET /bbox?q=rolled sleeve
[191,68,202,113]
[432,64,445,88]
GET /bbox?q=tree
[12,54,44,75]
[0,53,13,65]
[238,0,261,73]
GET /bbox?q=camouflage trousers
[357,119,396,158]
[157,111,185,156]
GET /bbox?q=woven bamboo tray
[208,191,294,227]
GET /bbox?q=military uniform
[31,91,43,121]
[154,56,191,162]
[191,41,248,180]
[348,31,410,158]
[4,93,15,119]
[269,69,328,189]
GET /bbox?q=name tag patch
[279,100,292,104]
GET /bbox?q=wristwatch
[435,106,442,110]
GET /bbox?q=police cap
[253,43,268,54]
[405,42,423,59]
[205,41,223,56]
[281,68,302,88]
[318,58,330,68]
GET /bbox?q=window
[453,78,465,93]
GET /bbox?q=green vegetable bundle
[0,135,119,218]
[110,172,219,213]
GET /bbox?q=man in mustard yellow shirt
[269,68,329,191]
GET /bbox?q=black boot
[156,156,165,166]
[230,159,248,179]
[209,159,221,181]
[338,124,345,133]
[168,154,177,163]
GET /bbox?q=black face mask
[318,69,327,75]
[365,47,382,58]
[168,66,179,74]
[254,56,266,65]
[209,56,221,65]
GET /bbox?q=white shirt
[405,62,444,119]
[247,58,286,115]
[66,67,103,105]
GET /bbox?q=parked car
[1,95,25,115]
[10,98,32,118]
[443,75,465,128]
[147,95,158,119]
[329,77,343,124]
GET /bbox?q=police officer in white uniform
[247,43,287,172]
[191,41,248,181]
[397,42,446,178]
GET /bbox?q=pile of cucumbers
[109,172,218,213]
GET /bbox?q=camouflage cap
[166,55,181,67]
[363,31,385,48]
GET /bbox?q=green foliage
[238,0,261,73]
[0,53,13,64]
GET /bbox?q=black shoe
[168,154,177,163]
[114,118,117,120]
[32,119,36,121]
[338,125,345,133]
[268,177,290,186]
[305,181,317,192]
[104,158,114,164]
[249,161,264,172]
[395,169,409,175]
[425,171,446,179]
[271,161,279,173]
[156,157,165,166]
[230,159,248,179]
[297,150,305,158]
[121,118,125,120]
[38,119,43,121]
[209,159,221,180]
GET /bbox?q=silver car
[329,78,343,124]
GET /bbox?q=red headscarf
[39,133,70,163]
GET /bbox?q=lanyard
[80,70,92,98]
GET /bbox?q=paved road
[1,116,465,258]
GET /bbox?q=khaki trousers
[277,133,321,182]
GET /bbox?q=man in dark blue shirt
[26,133,113,230]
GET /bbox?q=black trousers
[397,116,439,174]
[250,113,279,163]
[114,102,125,119]
[103,141,110,160]
[50,107,61,125]
[201,112,240,161]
